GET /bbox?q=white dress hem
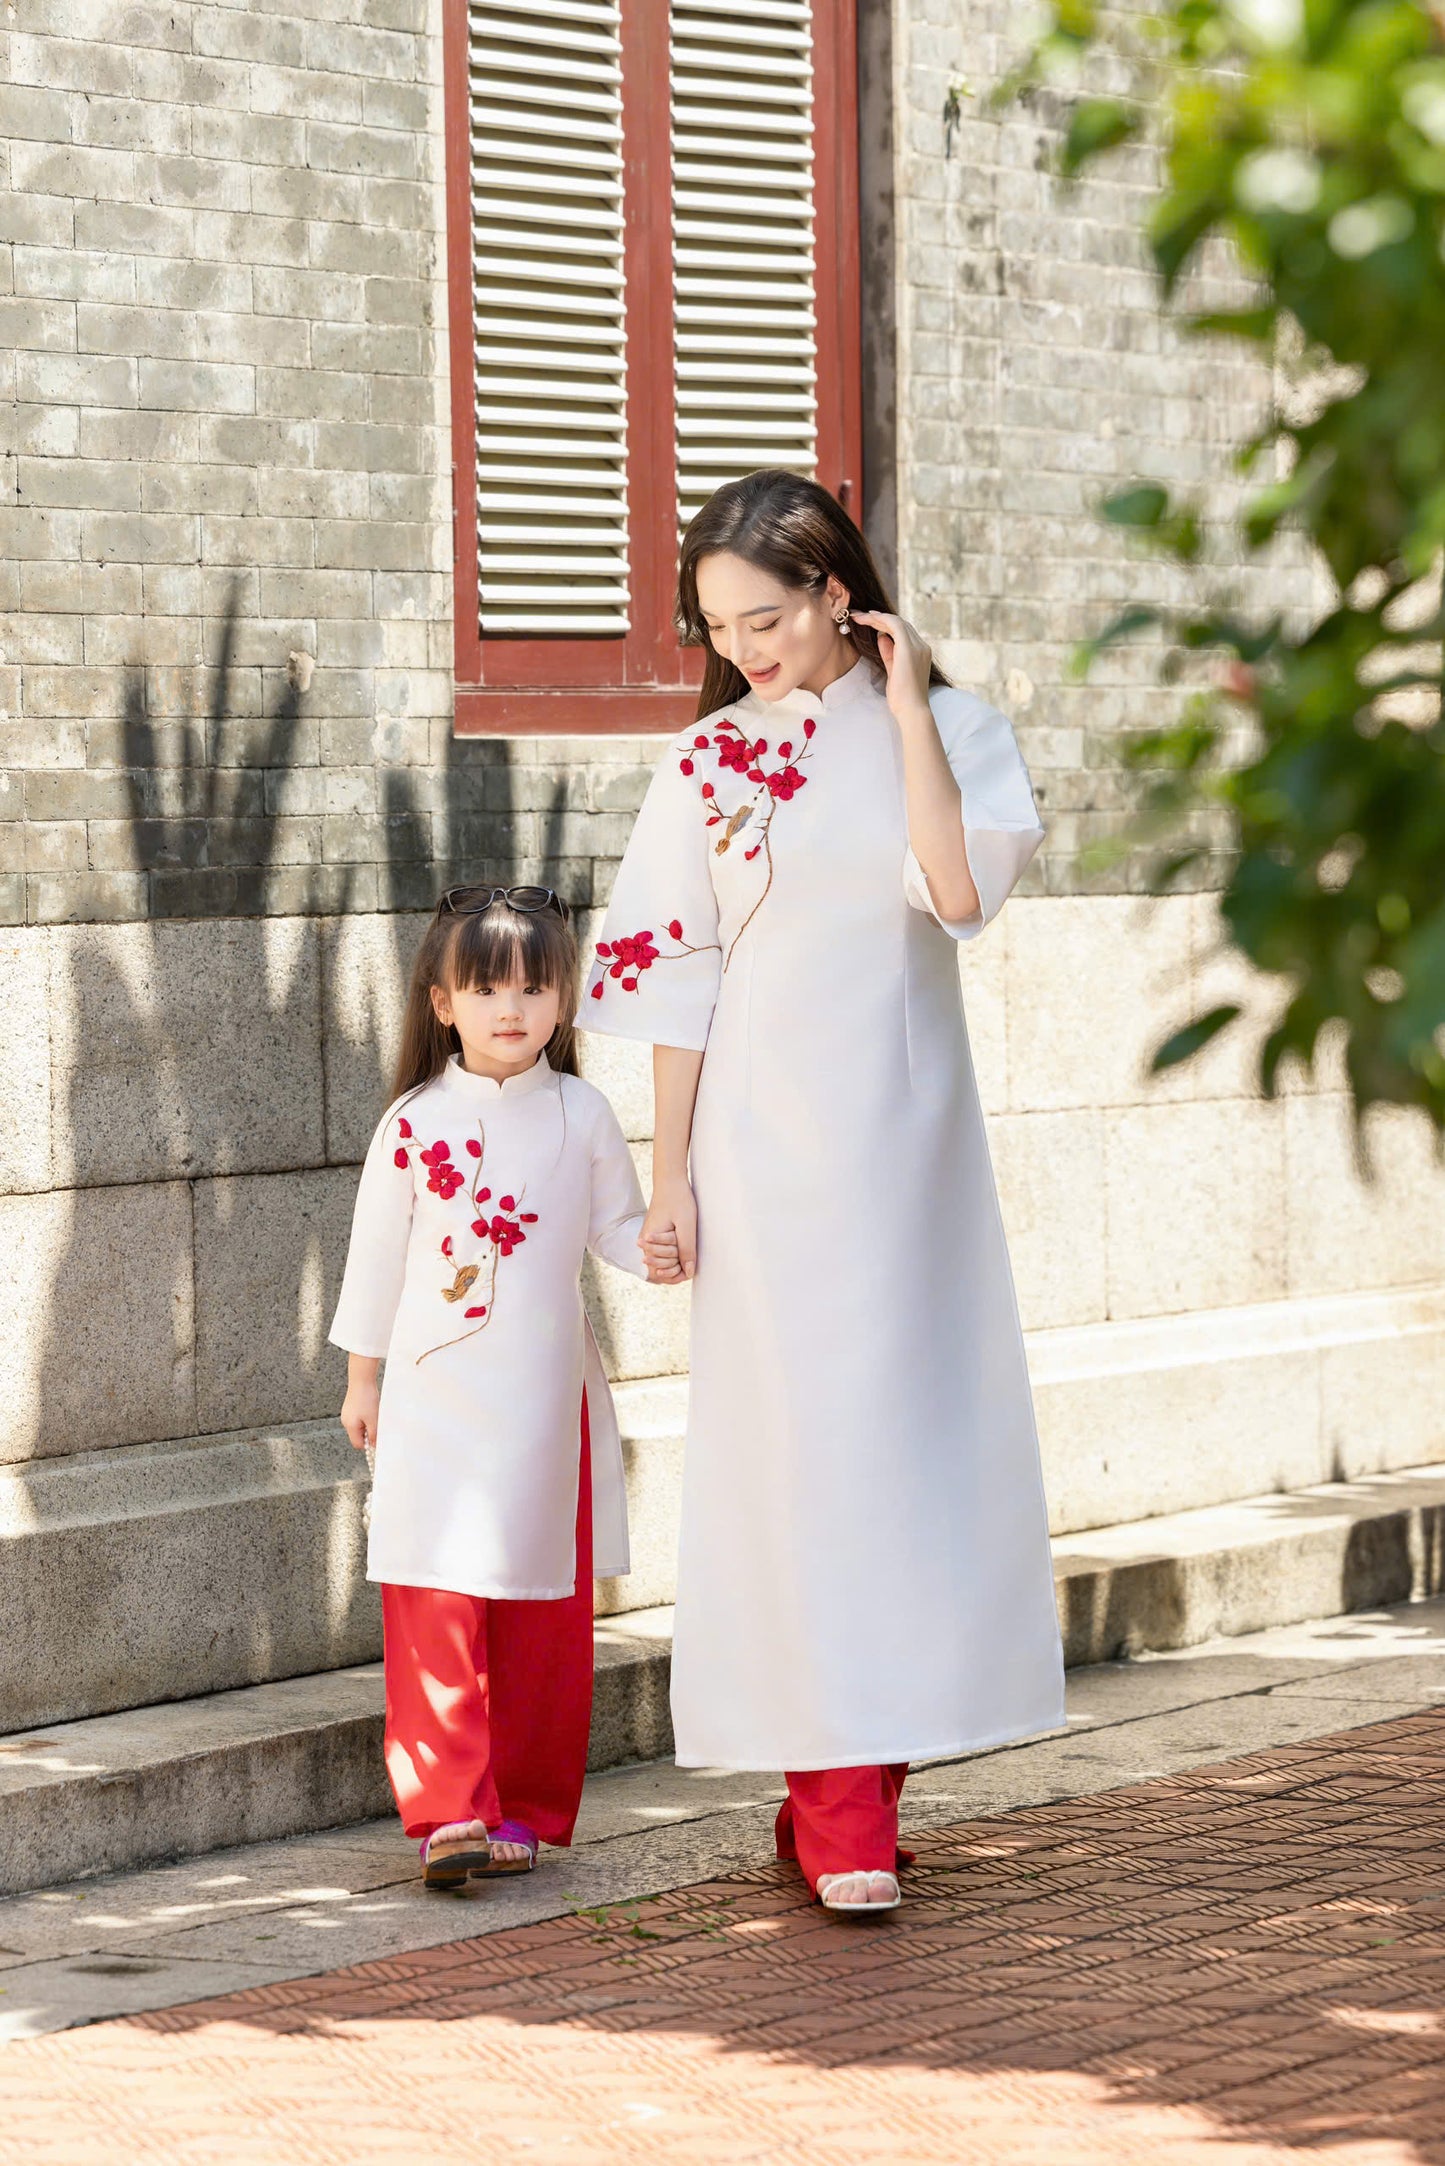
[670,1705,1070,1775]
[365,1564,581,1602]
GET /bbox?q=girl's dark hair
[392,894,580,1100]
[675,467,950,719]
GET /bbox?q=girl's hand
[851,609,934,725]
[341,1359,381,1451]
[641,1174,697,1283]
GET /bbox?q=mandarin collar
[750,655,884,722]
[443,1052,556,1103]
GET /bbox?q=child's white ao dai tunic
[329,1055,646,1600]
[581,657,1066,1771]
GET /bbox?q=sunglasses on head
[437,884,570,921]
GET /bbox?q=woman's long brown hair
[675,467,950,720]
[392,895,580,1102]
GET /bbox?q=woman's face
[695,551,850,702]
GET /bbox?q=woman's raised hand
[641,1175,697,1284]
[851,609,933,725]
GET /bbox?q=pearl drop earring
[834,609,851,633]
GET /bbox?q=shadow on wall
[4,584,610,1715]
[20,583,591,1707]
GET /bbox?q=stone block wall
[0,0,660,927]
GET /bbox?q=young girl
[330,885,648,1889]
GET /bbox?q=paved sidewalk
[6,1699,1445,2164]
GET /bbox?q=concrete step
[4,1461,1444,1898]
[1052,1458,1445,1663]
[0,1609,674,1899]
[0,1380,686,1732]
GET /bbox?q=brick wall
[0,0,1317,934]
[0,0,660,928]
[890,0,1322,895]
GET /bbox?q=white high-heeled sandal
[816,1869,901,1915]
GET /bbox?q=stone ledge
[0,1610,676,1897]
[1034,1283,1445,1531]
[0,1393,688,1730]
[1054,1459,1445,1663]
[4,1461,1444,1895]
[0,1423,376,1733]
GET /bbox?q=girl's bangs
[444,905,569,991]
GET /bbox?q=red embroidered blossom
[397,1118,412,1139]
[590,981,604,999]
[766,764,806,801]
[441,1235,453,1258]
[680,758,694,776]
[393,1147,408,1169]
[599,930,660,980]
[716,734,756,775]
[499,1193,516,1211]
[803,716,817,737]
[667,918,683,940]
[419,1138,464,1199]
[489,1214,526,1257]
[463,1304,487,1319]
[465,1138,482,1158]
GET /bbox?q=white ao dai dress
[581,658,1065,1770]
[329,1054,646,1600]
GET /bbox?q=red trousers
[380,1398,594,1847]
[775,1763,911,1892]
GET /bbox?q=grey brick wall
[890,0,1322,894]
[1,0,1315,931]
[0,0,659,927]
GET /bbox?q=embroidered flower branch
[391,1113,538,1363]
[687,709,820,966]
[589,706,819,1004]
[590,917,721,1000]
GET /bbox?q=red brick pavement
[7,1711,1445,2165]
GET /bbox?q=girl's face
[431,969,561,1080]
[695,551,852,702]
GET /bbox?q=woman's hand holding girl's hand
[641,1175,697,1283]
[341,1355,381,1451]
[851,609,934,728]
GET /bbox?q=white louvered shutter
[469,0,630,634]
[670,0,819,530]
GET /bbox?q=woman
[581,470,1064,1914]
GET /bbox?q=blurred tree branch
[1001,0,1445,1128]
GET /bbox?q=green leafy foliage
[1003,0,1445,1127]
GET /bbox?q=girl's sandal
[816,1870,901,1916]
[475,1818,539,1875]
[421,1821,492,1889]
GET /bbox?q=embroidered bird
[440,1263,480,1303]
[715,805,752,855]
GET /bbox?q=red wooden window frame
[444,0,861,736]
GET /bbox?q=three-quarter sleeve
[584,1097,648,1280]
[903,687,1045,942]
[581,742,722,1051]
[328,1098,415,1358]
